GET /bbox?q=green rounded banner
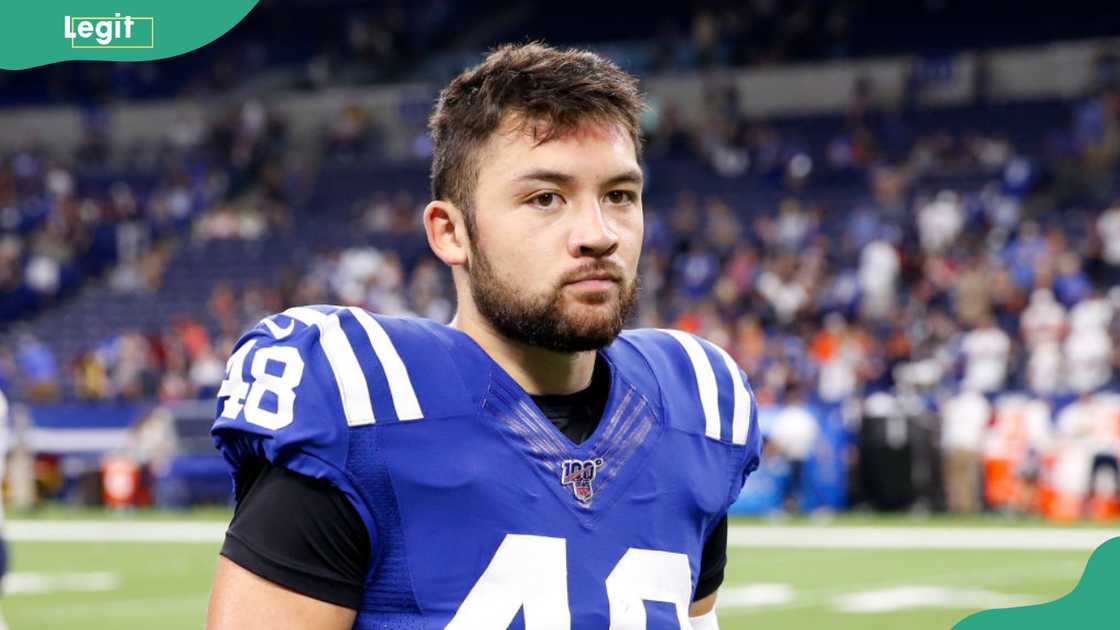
[955,536,1120,629]
[1,1,258,70]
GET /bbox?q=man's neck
[449,310,597,396]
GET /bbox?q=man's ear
[424,200,469,267]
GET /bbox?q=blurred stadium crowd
[4,1,1120,519]
[9,1,1118,106]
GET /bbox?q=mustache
[559,263,626,285]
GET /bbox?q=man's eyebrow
[512,169,644,187]
[601,169,644,188]
[513,169,576,186]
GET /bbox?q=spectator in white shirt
[917,190,965,254]
[858,240,899,320]
[1056,392,1120,513]
[960,313,1011,393]
[1028,341,1064,396]
[940,388,990,514]
[1020,288,1067,348]
[1021,289,1068,395]
[1064,326,1113,394]
[769,385,820,512]
[1069,291,1113,334]
[1096,204,1120,268]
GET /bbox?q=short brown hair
[428,42,645,214]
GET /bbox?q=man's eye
[531,192,560,208]
[606,190,635,204]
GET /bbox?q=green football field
[3,510,1110,629]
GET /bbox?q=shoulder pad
[221,306,473,428]
[617,328,756,446]
[210,306,356,484]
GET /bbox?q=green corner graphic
[954,536,1120,629]
[1,1,258,70]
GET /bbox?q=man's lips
[565,274,621,291]
[567,278,617,288]
[565,269,622,283]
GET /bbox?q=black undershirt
[220,354,729,610]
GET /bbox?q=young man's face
[465,117,644,352]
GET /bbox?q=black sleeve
[693,515,728,601]
[220,459,371,609]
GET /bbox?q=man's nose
[568,201,619,258]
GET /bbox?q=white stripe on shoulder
[283,307,375,426]
[348,308,423,421]
[713,345,751,445]
[662,329,721,441]
[259,315,295,340]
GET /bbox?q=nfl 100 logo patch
[560,458,604,503]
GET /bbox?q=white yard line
[6,520,227,542]
[3,520,1117,550]
[4,571,120,595]
[832,586,1039,613]
[718,558,1087,613]
[727,525,1120,550]
[717,560,1088,613]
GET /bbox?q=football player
[207,43,761,629]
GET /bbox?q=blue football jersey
[212,305,761,629]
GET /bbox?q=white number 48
[218,340,305,430]
[447,534,693,629]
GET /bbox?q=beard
[467,243,639,353]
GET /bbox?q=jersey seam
[727,424,753,510]
[289,448,382,584]
[376,438,428,620]
[658,422,746,515]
